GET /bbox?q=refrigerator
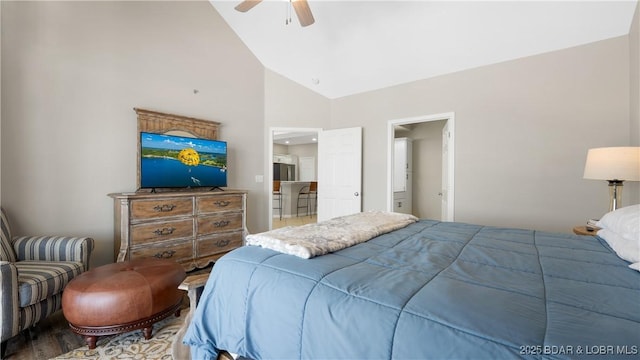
[273,163,296,181]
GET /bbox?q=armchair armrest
[13,236,95,271]
[0,261,19,342]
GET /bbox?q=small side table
[573,226,600,236]
[171,272,210,360]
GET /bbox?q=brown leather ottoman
[61,258,186,349]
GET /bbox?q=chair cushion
[0,209,17,262]
[15,260,84,307]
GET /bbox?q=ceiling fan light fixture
[234,0,315,27]
[291,0,315,27]
[234,0,261,13]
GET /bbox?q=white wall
[264,70,331,130]
[0,1,2,207]
[273,143,289,156]
[632,3,640,148]
[630,3,640,204]
[1,1,265,267]
[331,36,631,233]
[288,143,318,159]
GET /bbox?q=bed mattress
[183,220,640,359]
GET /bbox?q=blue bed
[183,220,640,359]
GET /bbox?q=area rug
[51,309,188,360]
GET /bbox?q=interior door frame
[268,126,323,229]
[386,112,455,221]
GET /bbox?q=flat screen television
[139,132,227,189]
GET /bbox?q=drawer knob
[214,200,230,207]
[214,220,230,228]
[215,239,230,247]
[154,204,176,212]
[153,250,176,259]
[153,227,176,236]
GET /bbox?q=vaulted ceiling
[210,1,638,99]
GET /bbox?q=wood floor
[3,310,85,360]
[3,268,202,360]
[272,214,317,229]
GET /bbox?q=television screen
[140,132,227,189]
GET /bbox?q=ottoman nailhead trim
[68,300,182,338]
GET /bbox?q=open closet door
[317,127,362,222]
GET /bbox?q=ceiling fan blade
[235,0,262,13]
[291,0,315,27]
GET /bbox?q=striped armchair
[0,208,94,357]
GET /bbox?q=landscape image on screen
[140,132,227,189]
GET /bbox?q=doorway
[269,127,322,229]
[386,113,455,221]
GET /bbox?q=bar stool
[308,181,317,215]
[296,184,311,217]
[273,180,282,220]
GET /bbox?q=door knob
[354,192,359,197]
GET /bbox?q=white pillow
[629,262,640,272]
[596,204,640,242]
[596,228,640,264]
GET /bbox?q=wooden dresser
[108,190,247,271]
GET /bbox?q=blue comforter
[183,221,640,359]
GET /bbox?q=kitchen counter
[277,181,313,218]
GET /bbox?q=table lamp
[583,147,640,211]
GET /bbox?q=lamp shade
[583,147,640,181]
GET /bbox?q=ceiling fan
[235,0,315,27]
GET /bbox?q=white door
[317,127,362,222]
[441,122,450,220]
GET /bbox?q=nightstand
[573,226,600,236]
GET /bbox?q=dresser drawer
[131,218,194,245]
[130,239,193,262]
[197,231,243,257]
[197,212,243,236]
[130,198,193,220]
[197,195,243,213]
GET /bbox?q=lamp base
[607,180,624,212]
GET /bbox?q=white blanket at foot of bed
[246,211,418,259]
